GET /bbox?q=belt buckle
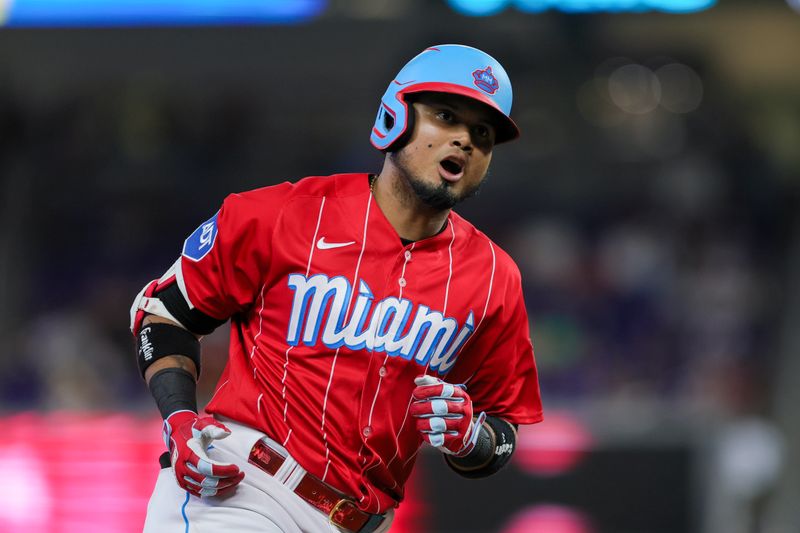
[329,498,358,530]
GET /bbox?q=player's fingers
[420,429,466,451]
[415,416,466,435]
[410,398,446,416]
[188,471,244,497]
[419,429,462,445]
[196,420,232,442]
[409,398,467,418]
[191,420,232,454]
[414,375,441,386]
[412,411,464,420]
[412,383,468,401]
[185,440,242,478]
[422,415,447,434]
[183,474,224,490]
[173,449,202,477]
[182,474,205,489]
[213,471,245,491]
[173,467,203,496]
[412,384,449,400]
[411,395,456,413]
[182,462,243,491]
[423,431,446,448]
[188,457,241,479]
[184,485,203,498]
[181,462,208,486]
[208,460,242,479]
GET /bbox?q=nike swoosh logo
[316,237,356,250]
[393,79,416,86]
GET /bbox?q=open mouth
[439,157,465,181]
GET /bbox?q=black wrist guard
[445,416,517,479]
[136,322,201,378]
[148,367,198,419]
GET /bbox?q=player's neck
[371,171,450,242]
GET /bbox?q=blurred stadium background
[1,0,798,532]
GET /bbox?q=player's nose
[450,125,473,152]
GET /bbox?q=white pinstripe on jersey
[282,197,327,446]
[442,219,456,315]
[321,192,373,481]
[249,284,269,387]
[400,233,497,471]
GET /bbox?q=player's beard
[390,150,488,211]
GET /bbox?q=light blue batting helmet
[370,44,520,152]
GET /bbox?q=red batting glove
[162,410,245,497]
[410,375,487,457]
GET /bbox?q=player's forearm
[144,355,198,384]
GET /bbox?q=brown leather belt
[248,439,385,533]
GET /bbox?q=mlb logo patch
[472,66,499,95]
[182,212,219,262]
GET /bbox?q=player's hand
[410,375,487,457]
[162,410,245,497]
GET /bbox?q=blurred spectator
[14,278,139,410]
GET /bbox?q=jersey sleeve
[455,266,543,425]
[176,183,293,320]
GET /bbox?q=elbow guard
[130,259,226,337]
[445,416,517,479]
[131,261,224,379]
[156,283,227,335]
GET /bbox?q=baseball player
[131,44,543,533]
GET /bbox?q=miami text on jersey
[286,273,475,374]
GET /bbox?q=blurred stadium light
[501,504,596,533]
[0,413,164,532]
[514,412,593,477]
[0,0,726,25]
[0,0,327,27]
[446,0,717,16]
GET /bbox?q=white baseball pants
[142,418,394,533]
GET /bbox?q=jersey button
[362,426,372,437]
[404,251,412,261]
[379,366,387,377]
[398,278,407,287]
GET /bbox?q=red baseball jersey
[165,173,542,514]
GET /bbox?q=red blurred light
[2,412,164,533]
[514,411,593,476]
[501,504,596,533]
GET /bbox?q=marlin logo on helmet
[472,66,499,95]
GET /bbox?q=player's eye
[436,110,454,122]
[473,124,490,138]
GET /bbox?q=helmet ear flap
[385,97,415,153]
